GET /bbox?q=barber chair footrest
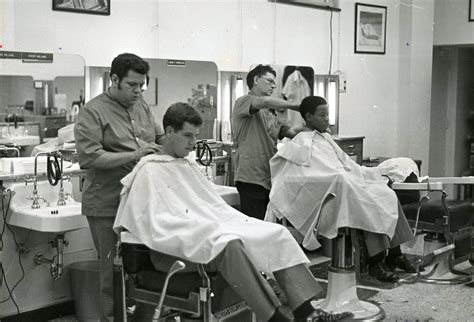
[129,284,202,316]
[312,266,385,320]
[419,244,472,285]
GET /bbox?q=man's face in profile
[253,72,276,96]
[168,122,200,158]
[307,104,330,132]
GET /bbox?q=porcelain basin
[213,184,239,206]
[6,180,87,233]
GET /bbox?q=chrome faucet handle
[57,174,72,206]
[27,195,47,209]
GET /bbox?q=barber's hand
[135,142,162,160]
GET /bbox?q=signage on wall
[167,59,186,67]
[21,52,54,63]
[0,51,22,59]
[0,51,53,62]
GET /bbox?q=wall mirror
[220,68,341,139]
[0,52,85,117]
[87,59,218,140]
[0,52,85,143]
[220,65,333,142]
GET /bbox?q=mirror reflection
[86,59,218,140]
[0,52,85,155]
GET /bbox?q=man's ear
[165,125,174,135]
[110,74,119,87]
[304,112,311,123]
[253,75,260,86]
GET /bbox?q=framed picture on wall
[470,0,474,21]
[52,0,110,16]
[354,3,387,54]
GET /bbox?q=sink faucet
[25,176,47,209]
[57,174,72,206]
[25,152,52,209]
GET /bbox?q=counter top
[0,162,85,183]
[0,135,40,146]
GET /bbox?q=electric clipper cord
[195,140,213,166]
[47,152,63,186]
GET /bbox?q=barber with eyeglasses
[232,64,301,220]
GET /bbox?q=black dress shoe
[386,255,417,273]
[303,308,354,322]
[368,261,399,283]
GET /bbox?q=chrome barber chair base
[312,267,385,321]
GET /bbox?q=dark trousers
[142,240,321,321]
[235,181,270,220]
[87,216,117,322]
[364,201,414,258]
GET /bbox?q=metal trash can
[69,260,100,321]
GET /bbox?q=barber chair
[392,176,474,284]
[113,232,255,322]
[282,193,387,319]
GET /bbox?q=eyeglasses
[260,77,276,86]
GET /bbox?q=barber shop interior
[0,0,473,321]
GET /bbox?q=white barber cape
[113,154,308,273]
[265,131,399,250]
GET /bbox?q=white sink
[6,180,88,233]
[213,184,240,206]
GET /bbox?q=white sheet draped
[265,131,399,250]
[113,154,308,273]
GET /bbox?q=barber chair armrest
[391,182,444,191]
[426,176,474,185]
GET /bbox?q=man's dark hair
[163,102,203,131]
[110,53,150,82]
[246,64,276,89]
[299,96,327,121]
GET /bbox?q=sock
[387,246,402,259]
[367,250,385,264]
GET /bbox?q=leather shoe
[299,308,353,322]
[386,255,417,273]
[368,261,399,283]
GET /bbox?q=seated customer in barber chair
[265,96,417,283]
[113,102,349,322]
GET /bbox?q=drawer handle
[347,152,356,156]
[347,145,355,149]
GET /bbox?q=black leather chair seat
[121,243,243,314]
[403,199,473,232]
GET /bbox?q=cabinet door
[335,138,364,165]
